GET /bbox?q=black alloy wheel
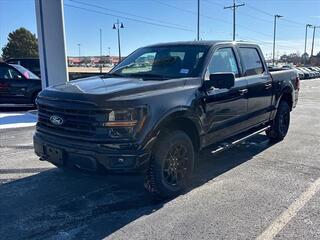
[266,101,291,142]
[145,130,194,199]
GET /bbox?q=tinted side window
[0,66,22,79]
[0,66,12,79]
[207,48,239,78]
[239,48,264,76]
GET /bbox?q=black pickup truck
[34,41,299,198]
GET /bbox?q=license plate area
[45,145,63,165]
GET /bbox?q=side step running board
[211,126,270,154]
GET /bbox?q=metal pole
[272,15,282,65]
[99,28,102,73]
[233,0,236,41]
[304,25,309,54]
[311,26,316,57]
[117,19,121,63]
[197,0,200,41]
[78,43,81,58]
[304,24,312,64]
[272,15,276,65]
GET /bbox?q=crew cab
[0,62,41,105]
[33,41,299,199]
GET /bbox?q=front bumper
[33,131,151,173]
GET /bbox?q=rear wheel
[145,130,194,199]
[266,101,290,142]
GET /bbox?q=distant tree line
[279,52,320,66]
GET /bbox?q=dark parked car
[0,62,41,105]
[34,41,299,199]
[6,58,40,77]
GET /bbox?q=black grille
[37,103,109,139]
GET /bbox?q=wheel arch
[151,109,202,152]
[278,87,293,111]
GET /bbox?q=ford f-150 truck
[33,41,299,199]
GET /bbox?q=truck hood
[41,76,194,101]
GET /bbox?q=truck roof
[145,40,257,48]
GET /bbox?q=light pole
[224,0,245,41]
[304,24,313,54]
[197,0,200,41]
[99,28,102,73]
[311,26,320,57]
[304,24,312,64]
[272,14,283,65]
[77,43,81,58]
[113,19,124,63]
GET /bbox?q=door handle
[265,83,272,89]
[238,89,248,95]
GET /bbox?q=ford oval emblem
[50,115,64,126]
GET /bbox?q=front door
[202,47,248,146]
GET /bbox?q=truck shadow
[0,134,272,239]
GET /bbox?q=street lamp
[272,14,283,66]
[304,24,313,54]
[303,24,313,64]
[311,26,320,57]
[113,19,124,63]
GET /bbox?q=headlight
[102,108,147,138]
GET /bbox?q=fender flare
[275,86,293,109]
[143,106,202,150]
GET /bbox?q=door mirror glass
[204,73,235,90]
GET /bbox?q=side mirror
[204,73,235,90]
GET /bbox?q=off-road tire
[144,130,194,199]
[266,101,291,142]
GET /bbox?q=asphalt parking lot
[0,79,319,240]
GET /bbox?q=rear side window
[239,48,264,76]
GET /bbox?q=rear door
[0,64,30,104]
[238,47,273,126]
[202,46,248,145]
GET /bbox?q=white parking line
[256,177,320,240]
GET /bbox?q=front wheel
[145,130,194,199]
[266,101,291,142]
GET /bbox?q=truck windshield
[109,45,210,80]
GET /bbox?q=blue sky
[1,0,320,59]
